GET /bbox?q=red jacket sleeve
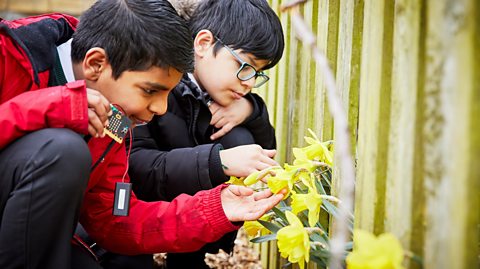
[81,141,240,255]
[0,81,89,150]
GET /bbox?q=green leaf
[309,252,328,267]
[249,234,277,243]
[344,241,353,251]
[271,206,288,224]
[258,219,281,233]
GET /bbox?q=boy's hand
[209,98,253,140]
[86,88,112,138]
[221,185,284,222]
[219,144,278,177]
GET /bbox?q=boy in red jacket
[0,0,283,268]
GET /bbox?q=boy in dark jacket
[129,0,284,267]
[0,1,284,268]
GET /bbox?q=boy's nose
[241,77,256,91]
[149,97,168,116]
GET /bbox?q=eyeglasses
[215,37,269,88]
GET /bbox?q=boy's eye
[142,88,156,95]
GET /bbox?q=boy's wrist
[209,143,229,185]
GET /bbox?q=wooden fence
[0,0,95,15]
[256,0,479,268]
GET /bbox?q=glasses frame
[215,36,270,88]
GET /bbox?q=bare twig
[280,0,308,12]
[281,2,357,269]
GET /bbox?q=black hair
[189,0,284,70]
[71,0,194,79]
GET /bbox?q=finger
[210,111,222,126]
[244,194,284,220]
[88,109,106,137]
[88,124,98,138]
[263,149,277,158]
[227,185,254,196]
[214,118,228,129]
[255,162,273,172]
[98,93,112,116]
[209,103,221,116]
[252,189,273,201]
[210,124,233,140]
[87,89,111,123]
[257,170,277,184]
[259,155,279,167]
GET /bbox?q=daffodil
[225,176,246,186]
[290,183,322,227]
[243,215,271,237]
[276,211,310,269]
[243,166,282,186]
[266,167,299,196]
[346,230,405,269]
[293,143,333,166]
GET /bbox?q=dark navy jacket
[129,75,276,202]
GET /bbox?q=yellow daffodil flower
[266,167,301,196]
[225,176,246,186]
[276,211,310,269]
[291,184,322,227]
[243,215,271,237]
[347,230,405,269]
[293,143,333,167]
[243,166,283,186]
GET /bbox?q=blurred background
[0,0,94,18]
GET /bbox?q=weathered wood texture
[1,0,478,268]
[0,0,95,15]
[261,0,479,268]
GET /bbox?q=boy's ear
[194,30,215,57]
[82,48,109,81]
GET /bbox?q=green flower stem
[310,241,327,249]
[320,195,341,204]
[305,227,325,235]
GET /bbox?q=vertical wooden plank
[384,2,421,268]
[423,0,478,268]
[291,1,314,149]
[333,0,364,194]
[323,0,339,142]
[468,3,480,268]
[275,5,293,165]
[410,1,427,267]
[313,0,330,142]
[284,12,299,163]
[469,3,480,269]
[354,0,394,233]
[306,0,319,142]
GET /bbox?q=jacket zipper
[90,140,117,172]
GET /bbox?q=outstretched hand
[221,185,284,222]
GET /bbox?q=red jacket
[0,14,238,255]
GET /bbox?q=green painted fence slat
[256,0,479,268]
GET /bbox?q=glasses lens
[237,64,257,80]
[254,74,269,88]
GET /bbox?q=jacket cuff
[209,143,228,186]
[201,184,241,235]
[242,94,261,124]
[62,80,89,134]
